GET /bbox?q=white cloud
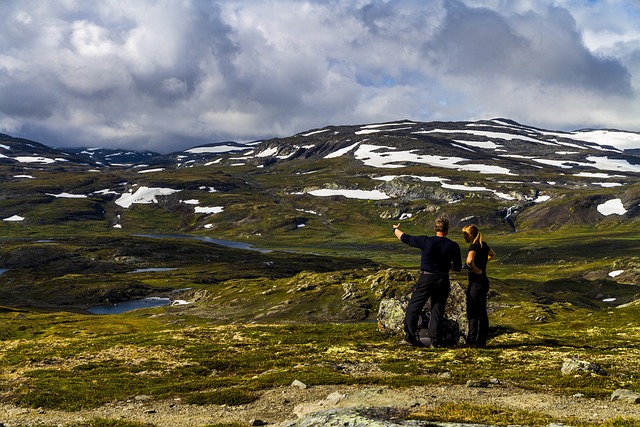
[0,0,638,153]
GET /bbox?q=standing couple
[392,217,496,349]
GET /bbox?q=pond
[88,297,172,315]
[134,233,272,253]
[0,269,8,276]
[128,267,177,274]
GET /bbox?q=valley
[0,119,639,426]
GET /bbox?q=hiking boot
[396,338,425,347]
[419,337,438,349]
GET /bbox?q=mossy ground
[0,295,639,425]
[1,159,640,425]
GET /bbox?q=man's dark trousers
[404,272,450,345]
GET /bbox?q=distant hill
[1,119,639,233]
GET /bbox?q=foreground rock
[561,357,607,376]
[3,383,640,427]
[377,280,469,346]
[282,407,417,427]
[611,389,640,404]
[282,406,533,427]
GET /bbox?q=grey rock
[377,281,468,346]
[291,380,307,389]
[282,406,530,427]
[281,407,418,427]
[324,392,346,405]
[466,380,490,388]
[560,357,607,376]
[377,298,407,335]
[611,388,640,403]
[134,395,152,401]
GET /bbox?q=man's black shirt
[400,234,462,274]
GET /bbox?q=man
[393,217,462,348]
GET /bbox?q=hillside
[1,120,640,426]
[2,119,639,236]
[0,117,639,314]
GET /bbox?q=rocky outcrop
[561,357,607,376]
[611,389,640,404]
[366,268,415,300]
[376,178,463,203]
[281,407,416,427]
[377,281,469,346]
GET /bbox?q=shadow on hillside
[487,325,596,350]
[0,306,26,314]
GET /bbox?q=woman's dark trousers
[404,273,450,345]
[466,278,489,347]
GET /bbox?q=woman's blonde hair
[462,224,483,247]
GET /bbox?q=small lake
[134,233,272,253]
[128,267,177,274]
[0,269,8,276]
[88,297,171,315]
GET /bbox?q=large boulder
[611,389,640,404]
[282,407,414,427]
[561,357,607,376]
[377,280,468,346]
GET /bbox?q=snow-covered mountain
[1,119,639,231]
[2,119,639,172]
[228,118,640,176]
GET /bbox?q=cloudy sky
[1,0,639,153]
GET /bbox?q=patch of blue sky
[356,74,397,88]
[622,1,640,17]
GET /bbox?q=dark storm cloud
[0,82,58,119]
[428,1,632,95]
[0,0,638,153]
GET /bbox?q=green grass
[1,302,638,417]
[1,165,640,426]
[410,402,557,426]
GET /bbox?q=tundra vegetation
[0,122,639,426]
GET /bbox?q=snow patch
[186,145,246,154]
[302,129,330,137]
[325,141,360,159]
[305,189,390,200]
[194,206,224,214]
[597,198,627,216]
[609,270,624,278]
[115,187,182,208]
[46,192,87,199]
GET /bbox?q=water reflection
[128,268,177,274]
[89,297,171,314]
[134,234,271,253]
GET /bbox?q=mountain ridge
[1,118,639,233]
[2,118,640,168]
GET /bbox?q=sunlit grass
[1,300,639,417]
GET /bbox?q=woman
[462,224,496,348]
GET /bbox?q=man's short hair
[434,217,449,232]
